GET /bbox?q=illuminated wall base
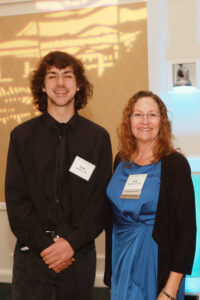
[172,86,199,94]
[185,277,200,294]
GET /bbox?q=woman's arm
[157,271,183,299]
[154,152,196,294]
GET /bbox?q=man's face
[43,65,79,111]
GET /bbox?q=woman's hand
[157,292,169,300]
[157,291,172,300]
[157,271,183,300]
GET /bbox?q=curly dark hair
[118,90,175,162]
[30,51,93,112]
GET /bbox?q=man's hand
[40,237,75,273]
[52,257,75,273]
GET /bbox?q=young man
[5,51,112,300]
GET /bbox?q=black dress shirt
[5,112,112,256]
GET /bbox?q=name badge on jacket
[69,156,96,181]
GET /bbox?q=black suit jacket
[5,112,113,256]
[104,151,196,294]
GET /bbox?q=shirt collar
[42,111,79,130]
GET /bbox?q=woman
[104,91,196,300]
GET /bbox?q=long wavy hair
[118,90,175,162]
[30,51,93,112]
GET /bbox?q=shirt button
[56,198,60,203]
[59,135,62,140]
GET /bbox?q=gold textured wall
[0,2,148,201]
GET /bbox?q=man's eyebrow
[46,71,57,74]
[63,70,74,74]
[46,70,74,74]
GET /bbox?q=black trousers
[12,242,96,300]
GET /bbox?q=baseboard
[0,258,105,287]
[0,269,105,287]
[0,269,12,283]
[94,271,106,287]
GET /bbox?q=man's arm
[104,153,120,287]
[56,130,112,254]
[67,131,112,252]
[5,132,53,255]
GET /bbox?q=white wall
[167,0,200,61]
[147,0,200,159]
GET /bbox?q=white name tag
[69,156,96,181]
[120,174,147,199]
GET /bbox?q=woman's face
[130,97,161,146]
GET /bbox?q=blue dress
[106,161,185,300]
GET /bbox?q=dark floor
[0,283,197,300]
[0,283,110,300]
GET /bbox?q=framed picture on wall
[167,59,200,92]
[173,62,195,87]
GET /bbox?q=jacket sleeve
[63,131,113,253]
[5,132,53,255]
[169,154,196,274]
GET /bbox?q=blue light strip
[185,277,200,294]
[171,86,199,94]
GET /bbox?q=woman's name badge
[69,156,96,181]
[120,174,147,199]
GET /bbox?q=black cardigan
[104,151,196,295]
